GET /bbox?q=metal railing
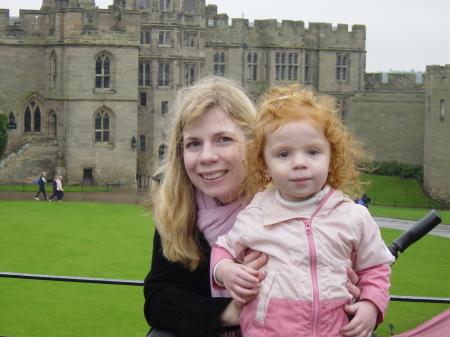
[1,272,449,304]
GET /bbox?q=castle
[0,0,448,205]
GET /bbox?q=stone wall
[351,91,425,164]
[0,139,60,184]
[423,65,450,205]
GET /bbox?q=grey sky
[3,0,449,72]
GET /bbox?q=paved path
[1,189,448,238]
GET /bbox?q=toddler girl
[212,85,394,337]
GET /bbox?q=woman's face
[182,107,246,205]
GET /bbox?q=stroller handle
[386,209,442,259]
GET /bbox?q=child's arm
[212,246,262,304]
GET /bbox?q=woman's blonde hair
[244,84,368,200]
[148,76,256,270]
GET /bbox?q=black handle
[387,209,442,259]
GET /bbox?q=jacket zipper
[303,218,320,337]
[302,188,335,337]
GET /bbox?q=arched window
[34,107,41,132]
[23,100,43,133]
[24,107,32,132]
[94,109,113,143]
[95,53,111,89]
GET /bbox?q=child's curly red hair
[243,84,369,200]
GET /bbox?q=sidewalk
[1,189,448,238]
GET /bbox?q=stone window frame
[22,95,45,135]
[213,51,226,76]
[161,101,169,115]
[183,63,197,86]
[158,62,171,87]
[304,52,311,83]
[140,92,147,107]
[140,135,146,152]
[47,110,57,138]
[139,0,151,10]
[158,30,172,46]
[159,0,171,11]
[336,53,350,81]
[93,107,114,144]
[184,0,197,13]
[139,62,151,86]
[50,50,57,89]
[275,51,298,81]
[183,32,197,48]
[141,30,151,45]
[287,52,299,81]
[94,51,115,93]
[247,52,258,81]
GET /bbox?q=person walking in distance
[34,172,49,201]
[56,175,64,202]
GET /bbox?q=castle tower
[423,65,450,206]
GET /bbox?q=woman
[143,76,361,337]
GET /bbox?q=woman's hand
[346,250,361,301]
[219,300,242,327]
[346,266,361,301]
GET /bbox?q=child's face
[263,120,331,202]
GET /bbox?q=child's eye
[308,150,318,155]
[278,151,290,158]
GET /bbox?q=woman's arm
[143,230,236,337]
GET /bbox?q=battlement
[364,72,425,91]
[206,14,365,49]
[0,6,140,45]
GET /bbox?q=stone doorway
[83,169,93,185]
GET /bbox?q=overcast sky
[3,0,449,72]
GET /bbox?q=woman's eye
[308,150,318,155]
[186,141,200,148]
[219,136,233,143]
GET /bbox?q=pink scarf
[196,188,246,337]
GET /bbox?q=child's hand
[216,260,261,304]
[340,300,378,337]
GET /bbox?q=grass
[0,174,449,336]
[374,228,449,336]
[362,174,445,209]
[369,205,450,225]
[0,201,153,337]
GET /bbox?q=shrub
[365,161,424,182]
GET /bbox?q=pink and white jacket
[212,187,394,337]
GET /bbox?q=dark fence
[1,272,449,304]
[370,198,447,210]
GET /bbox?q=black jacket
[143,230,236,337]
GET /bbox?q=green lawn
[0,201,153,337]
[0,173,449,337]
[362,174,445,209]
